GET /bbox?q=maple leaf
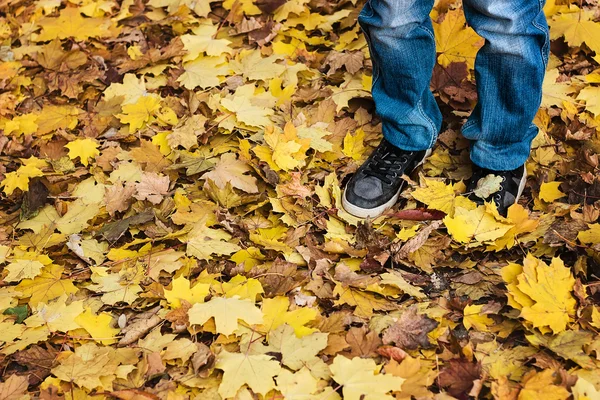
[0,375,29,400]
[65,138,100,167]
[74,308,120,345]
[202,152,258,193]
[117,95,161,132]
[518,369,570,400]
[330,355,405,400]
[103,73,147,105]
[134,172,170,204]
[277,368,341,400]
[230,49,286,81]
[444,204,513,243]
[1,163,44,195]
[342,128,366,160]
[221,275,264,301]
[539,181,565,203]
[508,255,576,333]
[577,86,600,117]
[259,296,317,337]
[382,307,438,350]
[164,276,210,308]
[432,8,483,69]
[16,264,78,307]
[51,345,118,390]
[550,8,600,62]
[215,350,281,398]
[36,7,116,42]
[267,324,328,370]
[333,284,397,318]
[5,259,45,282]
[185,218,241,260]
[411,178,457,214]
[220,84,274,128]
[188,296,263,335]
[24,294,84,332]
[181,23,233,60]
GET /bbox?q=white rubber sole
[514,164,527,203]
[341,149,432,219]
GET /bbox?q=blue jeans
[358,0,549,170]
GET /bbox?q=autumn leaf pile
[1,0,600,398]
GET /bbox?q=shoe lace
[364,144,413,185]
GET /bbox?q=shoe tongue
[354,176,384,200]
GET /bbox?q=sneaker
[465,164,527,216]
[342,138,431,218]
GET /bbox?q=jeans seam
[531,0,549,68]
[360,24,381,88]
[417,98,437,148]
[418,25,436,41]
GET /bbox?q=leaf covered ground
[0,0,600,398]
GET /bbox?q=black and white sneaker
[342,138,431,218]
[465,164,527,216]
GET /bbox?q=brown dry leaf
[345,326,382,358]
[382,307,439,350]
[134,172,170,204]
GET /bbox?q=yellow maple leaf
[412,178,457,214]
[4,259,45,282]
[36,7,116,42]
[178,55,230,89]
[488,204,539,250]
[164,276,210,308]
[343,128,366,160]
[188,296,263,335]
[180,23,233,61]
[103,73,147,105]
[3,113,38,136]
[263,123,308,171]
[330,355,405,400]
[277,368,341,400]
[333,284,396,318]
[268,324,328,370]
[550,8,600,63]
[185,218,241,260]
[463,304,494,331]
[221,275,264,302]
[432,8,483,69]
[65,138,100,167]
[220,84,274,128]
[215,350,281,398]
[258,296,317,337]
[117,95,161,132]
[444,205,513,243]
[24,294,84,332]
[16,264,78,306]
[578,223,600,244]
[202,152,258,193]
[56,198,101,235]
[577,86,600,117]
[51,344,118,390]
[230,49,286,81]
[1,163,44,195]
[539,181,565,203]
[510,255,576,333]
[74,308,120,345]
[518,369,570,400]
[35,105,80,135]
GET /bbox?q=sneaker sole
[515,164,527,204]
[341,148,432,219]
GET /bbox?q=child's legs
[462,0,550,171]
[358,0,442,151]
